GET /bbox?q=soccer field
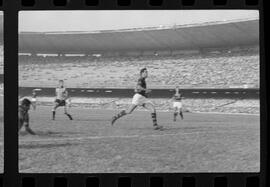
[19,106,260,173]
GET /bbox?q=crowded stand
[19,47,259,114]
[19,48,259,89]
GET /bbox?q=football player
[18,98,36,135]
[111,68,163,130]
[52,80,73,120]
[172,86,184,121]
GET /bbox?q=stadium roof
[18,19,259,54]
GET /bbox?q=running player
[18,98,36,135]
[111,68,163,130]
[172,86,184,121]
[52,80,73,120]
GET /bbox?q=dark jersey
[18,105,29,126]
[173,94,182,101]
[135,78,147,97]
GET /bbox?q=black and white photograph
[18,10,259,173]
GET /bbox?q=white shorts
[132,93,152,106]
[173,101,182,109]
[31,98,37,103]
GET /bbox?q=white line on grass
[191,111,260,116]
[31,106,259,116]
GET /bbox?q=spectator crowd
[19,49,259,89]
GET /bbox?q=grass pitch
[19,105,259,173]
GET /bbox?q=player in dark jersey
[111,68,163,130]
[18,98,36,135]
[52,80,73,120]
[172,86,184,121]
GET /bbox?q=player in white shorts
[52,80,73,120]
[111,68,163,130]
[172,86,184,121]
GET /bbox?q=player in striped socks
[111,68,163,130]
[172,86,184,121]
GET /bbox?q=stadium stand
[17,19,259,114]
[19,47,259,89]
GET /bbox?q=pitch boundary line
[190,111,260,116]
[17,128,256,145]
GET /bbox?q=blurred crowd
[19,48,259,89]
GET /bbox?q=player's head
[21,98,31,110]
[140,68,148,78]
[58,80,64,87]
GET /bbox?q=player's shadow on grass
[72,118,111,122]
[19,130,81,137]
[127,126,213,133]
[19,142,79,149]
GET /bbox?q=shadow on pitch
[70,118,111,122]
[19,130,81,137]
[128,126,212,133]
[19,142,80,149]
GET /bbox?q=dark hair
[21,98,31,106]
[140,68,147,75]
[59,80,64,82]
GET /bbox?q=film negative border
[2,0,261,9]
[1,0,267,187]
[17,174,263,187]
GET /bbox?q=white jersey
[56,87,67,100]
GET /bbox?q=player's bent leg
[111,104,137,125]
[179,108,184,120]
[173,107,177,122]
[52,104,59,120]
[24,113,36,135]
[64,106,73,120]
[143,103,163,130]
[25,124,36,135]
[125,104,137,114]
